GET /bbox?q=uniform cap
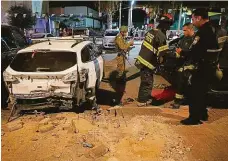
[120,26,128,32]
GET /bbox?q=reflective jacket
[136,29,168,70]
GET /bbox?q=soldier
[135,15,173,107]
[180,8,220,125]
[115,26,134,80]
[170,22,195,109]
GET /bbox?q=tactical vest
[115,33,128,54]
[136,29,168,70]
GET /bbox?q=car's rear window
[105,31,119,36]
[10,51,77,72]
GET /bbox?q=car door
[91,43,104,82]
[78,44,97,88]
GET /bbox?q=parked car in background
[1,25,29,108]
[30,33,55,44]
[3,39,104,114]
[102,29,119,49]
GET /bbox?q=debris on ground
[7,120,24,132]
[82,142,94,148]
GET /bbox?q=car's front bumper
[103,43,116,49]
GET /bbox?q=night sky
[49,1,228,25]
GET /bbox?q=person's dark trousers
[174,71,186,102]
[176,71,186,96]
[137,67,154,103]
[188,69,211,120]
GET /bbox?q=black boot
[180,117,202,125]
[200,113,209,121]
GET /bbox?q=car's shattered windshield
[10,51,77,72]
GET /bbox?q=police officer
[135,15,173,107]
[180,8,219,125]
[171,22,195,109]
[115,26,134,80]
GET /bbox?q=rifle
[118,46,135,66]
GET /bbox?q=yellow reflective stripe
[143,41,157,53]
[183,65,195,70]
[175,93,184,99]
[137,56,155,70]
[178,67,183,72]
[176,52,180,58]
[178,65,195,72]
[157,45,169,56]
[158,45,169,51]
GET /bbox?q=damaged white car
[3,39,104,116]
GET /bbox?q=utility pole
[128,9,131,28]
[128,0,134,28]
[119,1,122,28]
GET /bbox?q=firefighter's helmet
[157,15,173,26]
[120,26,128,32]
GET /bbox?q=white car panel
[3,39,103,109]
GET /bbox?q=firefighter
[170,22,195,109]
[135,15,173,107]
[180,8,220,125]
[115,26,134,80]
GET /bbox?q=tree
[95,1,120,29]
[7,5,35,30]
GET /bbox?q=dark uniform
[172,35,195,108]
[181,21,219,124]
[136,28,169,105]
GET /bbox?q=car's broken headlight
[62,70,77,83]
[3,71,18,82]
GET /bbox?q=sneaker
[180,117,202,125]
[170,103,180,109]
[137,99,152,107]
